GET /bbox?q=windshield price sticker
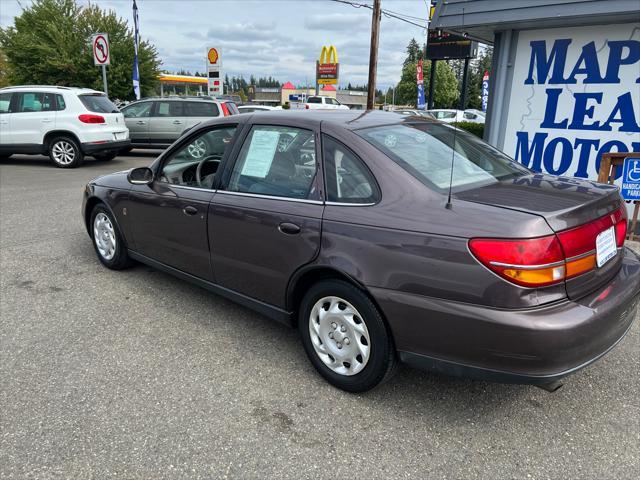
[596,226,617,268]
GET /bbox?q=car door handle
[136,120,147,125]
[42,119,53,123]
[172,120,183,125]
[278,222,301,235]
[182,205,198,216]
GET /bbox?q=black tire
[0,154,12,160]
[90,204,133,270]
[93,152,117,161]
[298,280,396,392]
[48,135,84,168]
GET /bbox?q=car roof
[0,85,104,94]
[204,110,439,131]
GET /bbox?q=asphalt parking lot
[0,152,638,479]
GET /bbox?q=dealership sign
[481,70,490,112]
[317,45,339,85]
[416,60,426,110]
[503,24,640,183]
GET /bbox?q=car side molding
[127,250,294,326]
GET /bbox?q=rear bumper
[372,247,640,385]
[82,139,130,154]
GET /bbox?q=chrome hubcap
[93,213,116,260]
[187,139,207,159]
[309,296,371,376]
[51,140,76,165]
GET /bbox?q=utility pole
[366,0,381,109]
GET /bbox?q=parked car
[82,111,639,393]
[215,94,243,105]
[0,85,129,168]
[238,105,283,113]
[305,95,349,110]
[120,97,238,152]
[428,109,466,123]
[393,108,435,119]
[463,109,486,123]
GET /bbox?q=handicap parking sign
[621,157,640,200]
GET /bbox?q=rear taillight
[220,103,230,116]
[78,114,105,124]
[305,104,310,109]
[469,206,627,288]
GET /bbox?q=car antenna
[445,8,465,210]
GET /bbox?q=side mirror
[128,167,154,185]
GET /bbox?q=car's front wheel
[299,280,396,392]
[49,136,84,168]
[90,205,132,270]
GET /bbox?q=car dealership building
[431,0,640,183]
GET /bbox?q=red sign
[417,59,424,85]
[92,34,110,66]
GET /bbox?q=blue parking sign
[621,157,640,200]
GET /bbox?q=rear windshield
[357,122,530,194]
[79,94,119,113]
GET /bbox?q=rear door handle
[182,205,198,216]
[278,222,301,235]
[42,119,53,123]
[136,120,147,125]
[173,120,183,125]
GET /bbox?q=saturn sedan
[82,111,640,392]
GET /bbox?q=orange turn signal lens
[566,254,596,279]
[501,265,566,288]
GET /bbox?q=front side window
[185,101,219,117]
[122,102,152,118]
[79,94,118,113]
[15,92,55,113]
[159,126,237,188]
[0,93,11,114]
[327,98,339,105]
[227,125,316,199]
[154,101,183,117]
[357,122,530,194]
[323,135,379,204]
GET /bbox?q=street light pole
[366,0,381,109]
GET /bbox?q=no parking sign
[621,157,640,201]
[92,33,110,66]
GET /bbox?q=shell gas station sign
[316,45,339,85]
[206,47,222,96]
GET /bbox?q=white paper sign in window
[241,130,280,178]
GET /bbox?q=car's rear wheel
[90,205,132,270]
[187,137,209,160]
[49,136,83,168]
[93,152,117,161]
[299,280,396,392]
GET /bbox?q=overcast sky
[0,0,431,89]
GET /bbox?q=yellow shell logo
[207,48,219,64]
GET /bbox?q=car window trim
[215,189,324,205]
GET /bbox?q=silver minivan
[120,97,238,154]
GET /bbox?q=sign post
[206,47,222,97]
[91,33,110,96]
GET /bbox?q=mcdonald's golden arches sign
[316,45,339,85]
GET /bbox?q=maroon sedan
[82,111,639,392]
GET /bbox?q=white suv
[304,96,349,110]
[0,86,130,168]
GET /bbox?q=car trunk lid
[457,173,627,299]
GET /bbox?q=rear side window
[79,94,118,113]
[15,92,55,112]
[55,94,66,111]
[185,102,219,117]
[154,101,183,117]
[307,97,321,104]
[0,93,11,113]
[323,135,380,204]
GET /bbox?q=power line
[328,0,428,29]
